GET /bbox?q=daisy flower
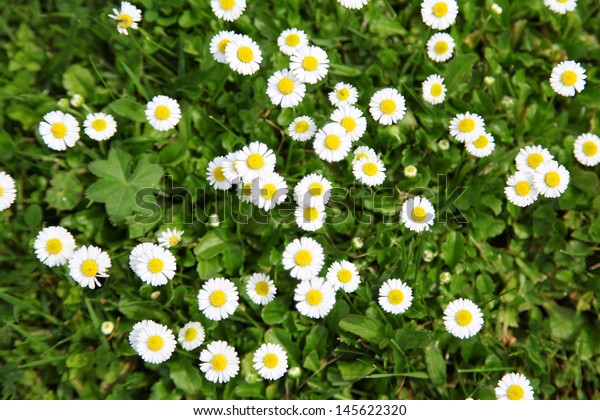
[401,196,435,232]
[68,245,111,289]
[108,1,142,36]
[449,112,485,143]
[422,74,446,105]
[353,157,386,187]
[288,116,317,142]
[210,0,246,21]
[326,260,361,293]
[178,321,205,351]
[157,227,184,248]
[369,88,406,125]
[515,145,554,174]
[544,0,577,15]
[421,0,459,30]
[550,60,586,97]
[130,243,177,287]
[295,202,327,232]
[266,69,306,108]
[426,32,455,62]
[290,45,329,84]
[378,279,413,314]
[293,173,333,207]
[313,123,351,162]
[0,171,17,211]
[353,146,378,162]
[237,180,254,204]
[225,34,262,76]
[495,373,535,400]
[277,28,308,56]
[533,160,570,198]
[439,139,450,150]
[198,278,239,321]
[465,132,495,158]
[329,82,359,107]
[282,237,325,281]
[145,95,181,131]
[337,0,369,9]
[83,112,117,141]
[210,30,237,64]
[38,111,80,151]
[222,152,242,184]
[252,172,288,211]
[573,133,600,166]
[200,341,240,383]
[443,298,484,339]
[505,172,539,207]
[207,156,233,190]
[101,321,114,335]
[235,141,276,182]
[130,320,176,364]
[253,343,288,380]
[34,226,76,267]
[404,165,418,178]
[331,105,367,142]
[294,277,336,319]
[246,273,277,305]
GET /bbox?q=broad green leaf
[339,315,384,344]
[169,358,204,395]
[441,231,465,268]
[425,342,447,386]
[544,302,583,343]
[445,53,478,91]
[337,360,375,381]
[45,171,83,211]
[261,298,287,325]
[62,63,95,99]
[108,98,147,122]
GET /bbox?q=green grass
[0,0,599,399]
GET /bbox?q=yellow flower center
[45,238,63,255]
[545,171,560,188]
[255,280,270,296]
[294,250,312,267]
[363,162,379,176]
[527,153,543,168]
[148,258,164,274]
[210,290,227,308]
[356,152,368,160]
[337,269,352,284]
[218,38,230,54]
[583,141,598,156]
[309,182,323,196]
[561,70,577,87]
[340,117,356,132]
[247,153,264,170]
[147,335,164,351]
[220,0,235,10]
[184,328,197,342]
[458,118,475,133]
[302,56,318,71]
[380,99,396,115]
[455,309,472,326]
[214,166,226,182]
[242,182,252,196]
[81,259,99,277]
[303,207,319,222]
[91,119,107,132]
[262,183,277,200]
[278,77,294,95]
[237,46,254,63]
[51,122,67,139]
[118,13,132,29]
[337,87,350,100]
[434,41,449,55]
[430,83,443,97]
[306,289,323,306]
[263,353,279,369]
[169,236,180,246]
[473,135,488,149]
[211,354,227,371]
[285,33,300,47]
[412,206,427,222]
[507,384,525,400]
[325,134,341,150]
[295,120,309,133]
[515,181,531,196]
[433,2,449,17]
[0,186,3,197]
[388,289,404,305]
[154,105,171,121]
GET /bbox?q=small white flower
[515,145,554,174]
[293,173,333,207]
[422,74,446,105]
[282,237,325,281]
[145,95,181,131]
[237,180,254,203]
[266,68,306,108]
[68,245,111,289]
[404,165,418,178]
[70,94,84,108]
[207,156,233,190]
[178,321,205,351]
[533,160,570,198]
[277,28,309,56]
[235,141,276,182]
[337,0,369,9]
[0,171,16,211]
[288,116,317,142]
[198,278,239,321]
[426,32,455,62]
[210,0,246,21]
[465,132,495,158]
[544,0,577,15]
[550,60,586,97]
[326,260,361,293]
[329,82,359,107]
[573,133,600,166]
[253,343,288,380]
[108,1,142,35]
[294,277,336,319]
[129,243,177,287]
[101,321,114,335]
[439,271,452,283]
[222,152,242,184]
[331,105,367,142]
[295,203,327,232]
[34,226,76,267]
[313,123,352,162]
[130,320,176,364]
[251,172,288,211]
[401,196,435,233]
[157,227,184,248]
[378,279,413,314]
[210,30,237,64]
[423,249,435,262]
[505,172,539,207]
[443,298,484,339]
[246,273,277,305]
[225,34,262,76]
[421,0,459,30]
[491,3,503,14]
[353,146,378,162]
[38,111,80,151]
[353,157,386,186]
[200,341,240,383]
[438,139,450,150]
[290,45,329,84]
[449,112,486,143]
[495,373,535,400]
[369,88,406,125]
[83,112,117,141]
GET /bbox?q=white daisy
[326,260,361,293]
[253,343,288,380]
[34,226,76,267]
[337,0,369,9]
[353,146,378,162]
[295,203,327,232]
[290,45,329,84]
[0,171,17,211]
[130,321,176,364]
[465,132,495,158]
[235,141,276,182]
[573,133,600,166]
[505,172,539,207]
[251,172,288,211]
[38,111,80,151]
[426,32,455,62]
[288,116,317,142]
[83,112,117,141]
[293,173,333,207]
[225,34,262,76]
[178,321,205,351]
[108,1,142,36]
[533,160,570,198]
[544,0,577,15]
[145,95,181,131]
[210,0,246,21]
[422,74,446,105]
[515,145,554,174]
[404,165,418,178]
[198,277,239,321]
[266,68,306,108]
[68,245,111,289]
[237,180,254,203]
[277,28,309,56]
[495,373,535,400]
[210,30,237,64]
[157,227,184,248]
[443,298,484,339]
[222,152,242,184]
[369,88,407,125]
[438,139,450,150]
[449,112,486,143]
[313,123,352,162]
[246,273,277,305]
[207,156,233,190]
[378,279,413,314]
[550,60,586,97]
[353,157,386,187]
[130,243,177,286]
[200,341,240,383]
[401,196,435,233]
[282,237,325,281]
[101,321,114,335]
[294,277,336,319]
[329,82,359,107]
[331,105,367,142]
[421,0,459,30]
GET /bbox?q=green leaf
[337,360,375,381]
[425,342,446,386]
[108,98,147,122]
[66,353,89,369]
[445,53,478,91]
[339,315,384,344]
[22,204,42,228]
[261,298,286,325]
[62,64,95,99]
[394,329,432,350]
[45,171,83,211]
[194,231,228,259]
[544,302,583,343]
[169,358,204,395]
[441,231,465,268]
